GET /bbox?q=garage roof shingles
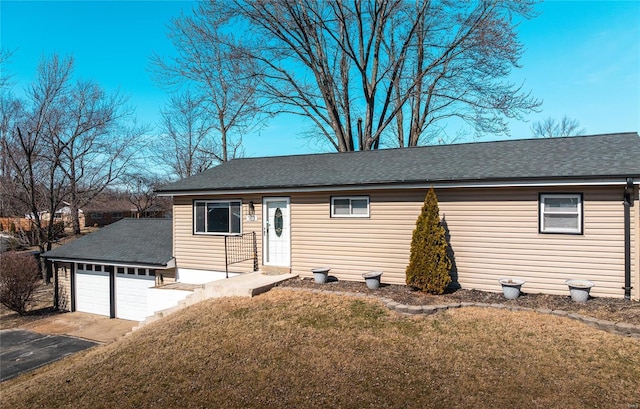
[157,132,640,193]
[43,218,173,267]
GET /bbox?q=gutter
[623,177,634,300]
[44,256,176,270]
[157,177,638,197]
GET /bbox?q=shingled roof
[157,133,640,194]
[43,218,173,267]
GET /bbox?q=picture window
[194,200,242,234]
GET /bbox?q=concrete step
[135,271,298,329]
[204,272,297,298]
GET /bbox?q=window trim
[193,199,243,235]
[539,193,583,235]
[330,196,370,218]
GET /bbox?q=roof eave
[44,256,176,269]
[156,176,638,197]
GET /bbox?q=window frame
[539,193,583,235]
[193,199,243,235]
[330,196,370,218]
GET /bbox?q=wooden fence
[0,217,35,232]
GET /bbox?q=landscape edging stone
[273,287,640,337]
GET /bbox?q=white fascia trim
[48,257,176,270]
[158,178,636,197]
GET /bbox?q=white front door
[263,198,290,267]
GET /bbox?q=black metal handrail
[224,232,258,278]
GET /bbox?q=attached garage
[44,219,176,322]
[72,263,158,321]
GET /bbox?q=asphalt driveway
[0,329,97,382]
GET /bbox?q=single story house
[83,200,137,227]
[156,132,640,300]
[43,218,189,321]
[32,201,85,230]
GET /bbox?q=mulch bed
[277,277,640,325]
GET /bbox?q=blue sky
[1,1,638,158]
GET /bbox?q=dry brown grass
[2,290,639,409]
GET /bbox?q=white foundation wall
[147,288,192,317]
[176,268,240,284]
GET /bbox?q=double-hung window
[539,193,583,234]
[194,200,242,234]
[331,196,370,218]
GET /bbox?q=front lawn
[2,290,639,408]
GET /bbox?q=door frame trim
[262,196,291,267]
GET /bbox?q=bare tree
[0,94,26,217]
[531,116,586,138]
[52,77,145,235]
[1,55,72,280]
[121,173,169,217]
[3,53,145,251]
[151,4,262,167]
[190,0,540,151]
[154,92,222,179]
[0,49,15,90]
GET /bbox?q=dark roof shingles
[158,133,640,193]
[43,218,173,266]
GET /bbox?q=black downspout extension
[109,269,116,319]
[623,178,634,300]
[53,261,59,310]
[70,263,76,312]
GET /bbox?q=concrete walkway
[0,272,295,380]
[136,272,297,330]
[19,312,137,344]
[12,273,296,341]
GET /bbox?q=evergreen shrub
[406,187,451,294]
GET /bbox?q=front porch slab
[203,271,298,298]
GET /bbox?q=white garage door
[75,269,110,317]
[116,274,155,321]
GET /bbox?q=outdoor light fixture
[249,201,255,216]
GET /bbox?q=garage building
[44,218,175,321]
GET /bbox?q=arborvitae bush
[406,187,451,294]
[0,251,41,315]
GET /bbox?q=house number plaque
[274,208,283,237]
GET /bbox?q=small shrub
[406,187,451,294]
[0,251,41,315]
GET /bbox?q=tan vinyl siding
[291,191,420,285]
[172,185,636,299]
[289,186,634,299]
[436,187,630,298]
[54,262,72,311]
[173,195,262,274]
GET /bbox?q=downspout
[53,261,59,310]
[623,178,634,300]
[70,262,76,312]
[109,268,116,318]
